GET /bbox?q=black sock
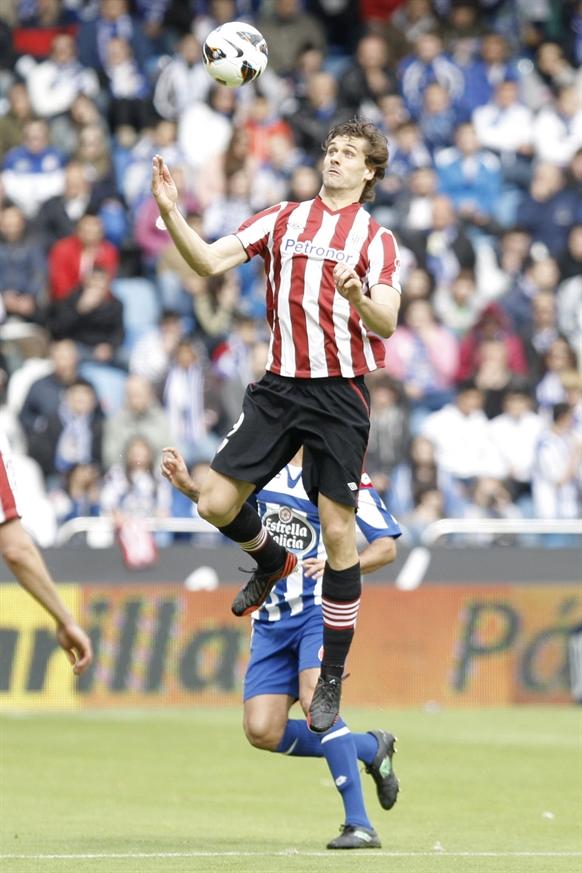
[218,503,287,573]
[321,562,362,674]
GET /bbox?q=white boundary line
[1,851,581,860]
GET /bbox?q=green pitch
[1,706,581,873]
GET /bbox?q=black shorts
[210,372,370,508]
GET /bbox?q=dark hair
[322,118,389,203]
[552,402,571,423]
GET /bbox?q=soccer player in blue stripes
[161,445,401,850]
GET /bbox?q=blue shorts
[243,608,323,701]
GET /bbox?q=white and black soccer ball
[202,21,268,88]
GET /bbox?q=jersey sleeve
[234,203,285,260]
[366,227,402,293]
[356,484,401,542]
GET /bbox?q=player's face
[322,136,373,198]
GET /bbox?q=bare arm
[0,519,93,674]
[333,263,400,338]
[304,536,397,579]
[151,155,248,277]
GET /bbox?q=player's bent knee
[243,718,280,751]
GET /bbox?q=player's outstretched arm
[160,447,200,502]
[151,155,248,277]
[0,519,92,675]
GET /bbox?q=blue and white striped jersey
[251,464,401,623]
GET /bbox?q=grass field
[1,706,581,873]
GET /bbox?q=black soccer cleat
[327,824,382,850]
[231,551,298,617]
[307,672,342,733]
[365,730,399,811]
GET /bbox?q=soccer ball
[202,21,268,88]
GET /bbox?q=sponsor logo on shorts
[347,482,358,491]
[262,507,316,554]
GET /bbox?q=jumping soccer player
[151,118,401,732]
[0,432,92,674]
[161,445,401,849]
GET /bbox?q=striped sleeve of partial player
[234,202,287,260]
[356,478,402,542]
[366,224,402,293]
[0,436,21,524]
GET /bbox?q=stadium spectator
[413,194,476,287]
[338,33,396,115]
[203,169,252,242]
[433,269,481,336]
[102,373,172,469]
[531,403,582,536]
[2,118,66,217]
[535,336,579,420]
[77,0,150,74]
[398,31,464,120]
[418,82,460,155]
[520,40,581,111]
[439,0,486,67]
[457,302,528,384]
[384,297,459,432]
[501,255,561,335]
[243,94,293,165]
[472,79,534,194]
[461,32,519,116]
[34,160,93,252]
[177,85,236,173]
[516,163,582,258]
[393,166,438,231]
[435,121,501,224]
[103,36,152,134]
[256,0,326,78]
[19,33,99,120]
[556,274,582,355]
[0,204,46,324]
[533,85,582,168]
[121,119,184,215]
[153,33,210,121]
[473,338,516,419]
[421,382,502,513]
[18,339,81,437]
[55,462,102,526]
[129,308,183,388]
[390,433,439,520]
[46,89,100,152]
[46,268,124,364]
[190,272,239,350]
[72,122,118,203]
[488,382,544,510]
[287,71,351,161]
[522,290,561,382]
[365,373,410,498]
[100,433,169,520]
[163,337,220,465]
[27,378,103,484]
[0,82,35,159]
[48,211,119,301]
[558,223,582,281]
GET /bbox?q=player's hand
[160,447,195,496]
[303,558,325,580]
[333,264,363,305]
[151,154,178,215]
[56,621,93,675]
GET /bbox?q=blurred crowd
[0,0,581,550]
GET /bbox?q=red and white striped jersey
[0,431,21,525]
[235,195,401,379]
